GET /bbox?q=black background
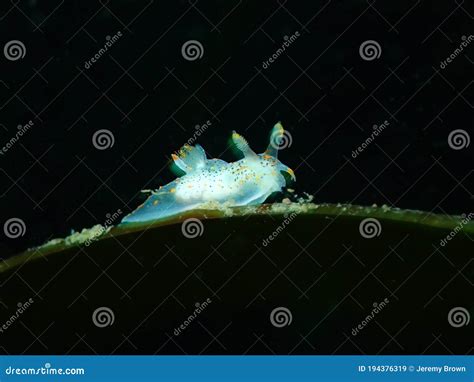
[0,0,472,355]
[0,0,472,256]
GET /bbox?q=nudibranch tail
[121,182,199,224]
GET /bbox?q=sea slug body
[121,122,295,223]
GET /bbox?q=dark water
[0,1,472,256]
[0,1,472,355]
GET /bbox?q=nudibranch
[121,122,295,223]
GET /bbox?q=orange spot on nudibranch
[153,200,159,206]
